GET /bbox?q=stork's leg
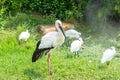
[75,52,77,58]
[48,53,50,76]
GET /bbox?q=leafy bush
[0,0,120,22]
[0,12,56,29]
[0,0,79,20]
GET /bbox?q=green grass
[0,13,120,80]
[0,27,120,80]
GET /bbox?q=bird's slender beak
[59,25,66,38]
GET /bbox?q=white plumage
[65,29,81,39]
[42,29,81,40]
[38,31,64,49]
[19,30,30,41]
[101,47,116,65]
[32,20,66,75]
[70,37,83,53]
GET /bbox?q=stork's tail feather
[32,40,42,62]
[32,47,54,62]
[32,40,54,62]
[32,49,44,62]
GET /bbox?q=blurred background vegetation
[0,0,120,29]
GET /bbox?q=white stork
[70,37,83,57]
[19,30,30,41]
[32,20,66,75]
[101,47,116,65]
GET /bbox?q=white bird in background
[42,29,81,39]
[65,29,81,39]
[32,20,66,76]
[70,37,83,57]
[101,46,116,65]
[19,30,30,41]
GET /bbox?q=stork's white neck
[55,20,66,38]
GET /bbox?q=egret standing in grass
[70,37,83,57]
[101,47,116,65]
[19,30,30,41]
[32,20,66,76]
[65,29,81,39]
[64,29,81,46]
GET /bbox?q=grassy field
[0,14,120,80]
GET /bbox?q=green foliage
[0,28,120,79]
[0,6,120,79]
[0,13,120,79]
[0,13,56,29]
[0,0,79,20]
[1,0,120,21]
[114,0,120,14]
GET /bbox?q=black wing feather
[32,40,54,62]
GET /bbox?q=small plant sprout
[101,46,116,65]
[89,60,92,63]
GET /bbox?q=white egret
[32,20,66,76]
[65,29,81,39]
[70,37,83,57]
[19,30,30,41]
[101,47,116,65]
